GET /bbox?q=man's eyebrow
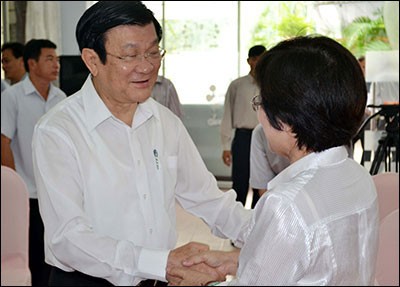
[122,39,159,50]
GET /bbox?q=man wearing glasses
[32,1,251,286]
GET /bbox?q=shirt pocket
[167,156,178,169]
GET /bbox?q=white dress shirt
[32,76,251,286]
[229,146,379,285]
[1,78,10,92]
[1,76,66,198]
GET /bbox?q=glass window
[144,1,238,105]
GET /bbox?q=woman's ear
[81,48,99,76]
[281,122,291,132]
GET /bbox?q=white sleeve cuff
[137,248,170,281]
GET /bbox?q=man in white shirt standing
[220,45,266,208]
[1,38,67,286]
[1,42,27,85]
[31,2,251,286]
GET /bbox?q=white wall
[60,1,87,55]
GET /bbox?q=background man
[1,38,67,286]
[151,75,183,119]
[220,45,266,208]
[1,42,27,84]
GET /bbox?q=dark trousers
[49,266,114,286]
[231,128,259,208]
[49,266,168,286]
[29,199,51,286]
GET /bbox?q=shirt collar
[22,76,36,95]
[246,73,256,83]
[134,97,160,128]
[21,75,57,100]
[269,146,349,190]
[155,75,162,84]
[82,75,159,131]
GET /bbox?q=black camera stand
[369,123,399,175]
[356,104,399,175]
[353,104,399,175]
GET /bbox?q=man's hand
[182,249,239,277]
[167,267,217,286]
[222,150,232,166]
[166,242,225,285]
[167,249,240,285]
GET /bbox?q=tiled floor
[175,200,238,282]
[175,179,256,251]
[175,201,237,252]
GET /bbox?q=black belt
[137,279,168,286]
[236,128,253,133]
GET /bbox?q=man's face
[29,48,60,83]
[94,23,162,105]
[1,48,25,83]
[248,55,262,71]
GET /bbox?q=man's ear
[81,48,100,76]
[18,57,25,69]
[27,58,36,72]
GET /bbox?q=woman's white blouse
[230,146,379,286]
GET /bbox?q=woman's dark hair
[23,39,57,72]
[255,35,367,152]
[75,1,162,64]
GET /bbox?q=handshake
[166,242,240,286]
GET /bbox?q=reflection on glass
[144,1,238,105]
[142,1,388,105]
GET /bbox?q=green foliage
[340,9,391,58]
[162,2,390,59]
[250,3,390,58]
[164,20,220,53]
[251,2,315,49]
[277,15,314,38]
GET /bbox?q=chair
[1,166,31,286]
[372,172,399,221]
[374,209,399,286]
